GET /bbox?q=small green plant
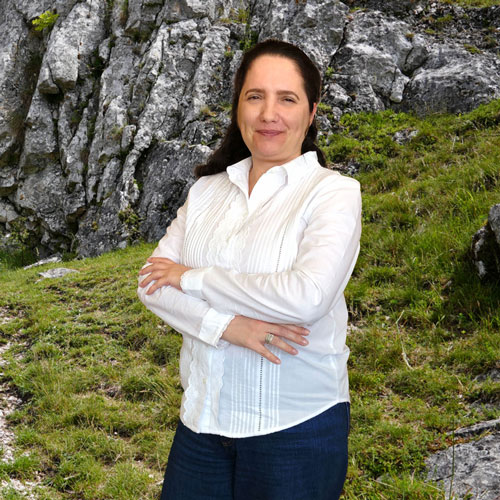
[434,14,454,27]
[200,106,216,118]
[31,10,59,31]
[317,102,332,115]
[218,101,232,112]
[221,7,250,24]
[118,206,142,241]
[120,0,129,26]
[236,8,249,23]
[325,66,334,79]
[240,27,258,52]
[110,124,125,140]
[464,43,482,54]
[483,35,497,49]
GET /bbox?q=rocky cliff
[1,0,500,257]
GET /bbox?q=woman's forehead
[243,55,305,89]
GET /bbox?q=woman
[138,39,361,500]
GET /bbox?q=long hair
[194,39,326,178]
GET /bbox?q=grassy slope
[1,100,500,499]
[441,0,500,7]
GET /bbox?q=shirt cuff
[180,267,210,299]
[199,308,234,348]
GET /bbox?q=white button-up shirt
[138,151,362,437]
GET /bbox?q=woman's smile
[256,129,284,137]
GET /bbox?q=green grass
[1,100,500,498]
[323,100,500,497]
[0,246,181,498]
[439,0,500,7]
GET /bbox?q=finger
[256,345,281,365]
[273,326,309,346]
[139,271,161,288]
[139,266,158,277]
[279,324,310,335]
[138,267,154,276]
[271,336,299,356]
[147,257,174,264]
[140,263,170,274]
[146,279,170,294]
[145,277,171,294]
[139,274,154,287]
[146,282,161,294]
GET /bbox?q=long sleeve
[137,196,234,347]
[180,175,361,325]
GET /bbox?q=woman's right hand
[221,315,310,365]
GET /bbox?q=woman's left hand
[138,257,192,294]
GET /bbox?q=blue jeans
[160,402,350,500]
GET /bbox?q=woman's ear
[309,102,318,126]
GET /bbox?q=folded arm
[137,198,234,348]
[180,176,362,325]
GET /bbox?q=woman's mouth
[257,129,283,137]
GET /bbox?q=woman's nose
[259,99,278,122]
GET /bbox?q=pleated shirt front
[138,151,362,437]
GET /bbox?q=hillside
[1,100,499,499]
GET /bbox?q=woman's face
[237,55,317,169]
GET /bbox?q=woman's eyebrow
[244,88,301,99]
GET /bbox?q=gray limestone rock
[426,432,500,500]
[393,128,418,145]
[401,45,500,115]
[38,267,78,278]
[0,201,18,224]
[15,164,67,235]
[472,204,500,280]
[0,168,17,197]
[137,140,211,242]
[256,0,349,71]
[332,10,428,109]
[38,0,106,94]
[23,254,62,269]
[452,418,500,439]
[18,89,59,175]
[2,0,500,257]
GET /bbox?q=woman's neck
[248,160,273,197]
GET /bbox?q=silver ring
[265,333,274,345]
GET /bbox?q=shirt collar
[226,151,318,190]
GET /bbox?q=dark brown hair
[194,38,326,177]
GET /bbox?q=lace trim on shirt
[207,190,246,266]
[211,336,226,432]
[183,337,203,427]
[179,271,188,294]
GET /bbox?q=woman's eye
[248,95,261,100]
[283,97,296,103]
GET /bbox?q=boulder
[426,432,500,500]
[38,267,78,278]
[472,204,500,280]
[38,0,106,94]
[401,45,500,115]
